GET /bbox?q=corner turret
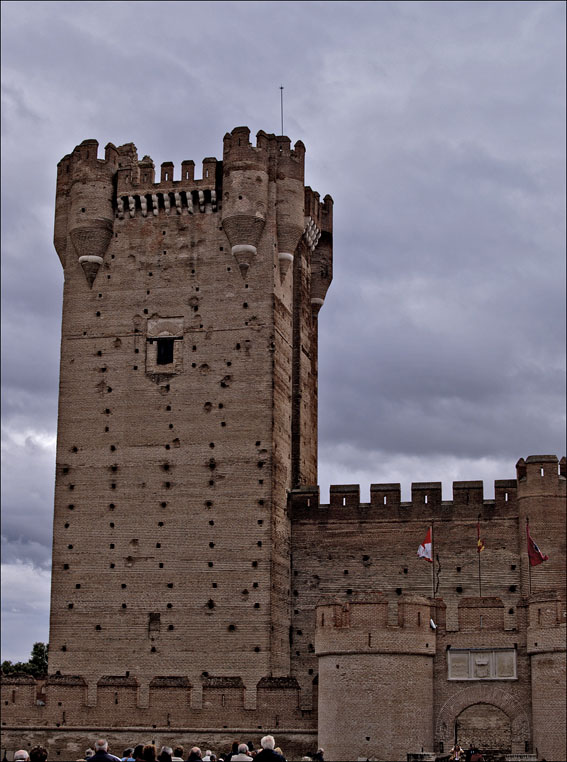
[305,190,333,314]
[516,455,566,596]
[527,590,567,761]
[221,127,271,278]
[315,594,435,761]
[54,139,117,286]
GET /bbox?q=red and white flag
[527,523,549,567]
[417,527,433,563]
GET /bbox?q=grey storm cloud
[1,0,565,661]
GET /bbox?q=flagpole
[431,522,435,601]
[527,517,532,596]
[478,514,482,597]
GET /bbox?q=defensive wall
[3,456,565,761]
[289,455,566,760]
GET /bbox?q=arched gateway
[436,685,530,755]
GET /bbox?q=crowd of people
[11,736,326,762]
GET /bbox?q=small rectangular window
[148,612,161,633]
[157,338,174,365]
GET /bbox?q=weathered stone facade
[1,128,565,762]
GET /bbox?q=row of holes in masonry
[63,420,266,635]
[92,338,262,384]
[93,259,251,321]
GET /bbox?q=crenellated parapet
[290,455,565,520]
[315,593,435,657]
[115,149,220,219]
[55,127,333,298]
[515,455,566,597]
[290,477,523,519]
[315,593,436,761]
[526,589,567,654]
[305,188,333,312]
[54,139,118,282]
[0,672,310,732]
[221,126,307,279]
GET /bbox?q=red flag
[527,523,549,566]
[477,521,485,553]
[417,527,433,563]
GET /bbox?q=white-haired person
[254,736,285,762]
[231,743,252,762]
[14,751,30,762]
[90,739,121,762]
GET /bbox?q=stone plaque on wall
[448,649,517,680]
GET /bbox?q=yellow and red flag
[477,521,485,553]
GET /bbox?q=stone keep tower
[50,127,332,709]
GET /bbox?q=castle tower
[516,455,566,596]
[49,128,332,711]
[315,594,435,761]
[527,590,567,761]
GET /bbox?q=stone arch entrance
[456,703,511,751]
[435,686,530,755]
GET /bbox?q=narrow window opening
[148,612,161,633]
[540,468,544,477]
[157,337,174,365]
[342,497,346,506]
[424,495,428,504]
[383,496,387,504]
[505,492,509,502]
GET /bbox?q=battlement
[223,126,305,168]
[305,187,333,233]
[56,139,119,189]
[290,456,565,520]
[527,590,567,629]
[516,454,566,482]
[291,480,518,518]
[0,673,310,730]
[117,154,220,196]
[55,128,333,291]
[315,594,435,656]
[526,591,567,656]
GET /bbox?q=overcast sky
[1,0,565,663]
